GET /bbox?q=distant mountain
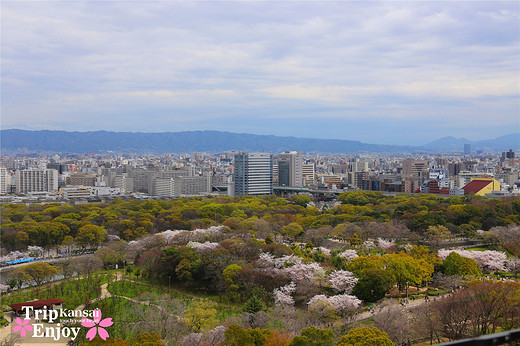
[422,133,519,152]
[0,129,518,154]
[0,129,415,154]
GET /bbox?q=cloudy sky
[1,1,519,145]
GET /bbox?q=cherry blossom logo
[12,318,33,337]
[81,309,113,340]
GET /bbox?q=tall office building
[302,163,316,186]
[0,167,8,195]
[402,159,428,178]
[464,144,471,155]
[276,151,303,187]
[15,169,58,194]
[234,152,273,196]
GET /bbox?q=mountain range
[1,129,518,154]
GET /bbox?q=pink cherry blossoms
[438,249,509,271]
[308,294,361,312]
[328,270,358,293]
[339,249,359,262]
[187,241,220,253]
[273,282,297,307]
[377,238,395,250]
[256,253,325,282]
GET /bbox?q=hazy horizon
[2,1,519,146]
[2,128,518,149]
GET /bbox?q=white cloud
[1,1,518,143]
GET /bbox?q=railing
[440,329,520,345]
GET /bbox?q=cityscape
[1,0,519,345]
[0,145,518,203]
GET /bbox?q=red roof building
[462,180,492,195]
[9,299,65,314]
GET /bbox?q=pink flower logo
[12,318,33,337]
[81,309,113,340]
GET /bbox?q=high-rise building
[402,159,428,179]
[15,169,58,194]
[464,144,471,155]
[501,149,515,162]
[0,167,8,195]
[152,177,175,196]
[302,163,315,186]
[234,152,273,196]
[275,151,303,187]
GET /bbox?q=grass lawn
[1,271,115,310]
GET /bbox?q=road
[0,254,94,285]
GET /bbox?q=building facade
[15,169,58,194]
[234,152,273,196]
[276,151,303,187]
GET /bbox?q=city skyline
[2,1,519,145]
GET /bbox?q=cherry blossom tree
[308,294,361,313]
[363,240,376,248]
[274,282,296,307]
[339,249,359,262]
[377,238,395,250]
[187,241,220,253]
[284,262,325,283]
[157,229,184,243]
[438,249,509,272]
[314,247,331,256]
[329,270,358,293]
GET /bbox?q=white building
[15,169,58,194]
[173,175,212,196]
[152,177,175,196]
[233,152,273,196]
[61,186,92,199]
[0,167,8,195]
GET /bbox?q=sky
[1,1,519,145]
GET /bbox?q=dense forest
[1,192,519,345]
[2,192,519,251]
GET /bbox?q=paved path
[351,294,448,322]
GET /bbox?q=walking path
[351,294,448,322]
[74,272,178,319]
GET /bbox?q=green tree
[127,332,166,345]
[291,195,311,207]
[426,225,452,244]
[352,268,395,303]
[290,326,334,346]
[346,255,384,276]
[225,324,273,346]
[62,235,74,254]
[281,222,304,238]
[383,253,433,292]
[75,224,106,248]
[22,262,60,286]
[442,252,482,277]
[243,295,266,313]
[337,327,393,346]
[183,300,219,333]
[225,324,255,346]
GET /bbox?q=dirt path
[74,272,178,319]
